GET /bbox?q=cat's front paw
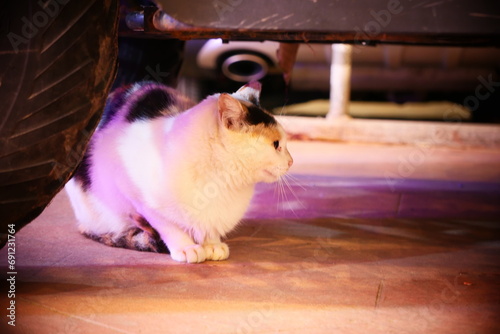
[203,242,229,261]
[170,244,206,263]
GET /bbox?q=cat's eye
[273,140,280,150]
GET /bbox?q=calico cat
[65,81,293,263]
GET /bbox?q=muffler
[221,54,268,82]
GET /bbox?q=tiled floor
[1,140,499,334]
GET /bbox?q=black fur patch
[73,147,92,191]
[247,95,259,106]
[99,85,130,129]
[83,228,169,254]
[245,105,277,126]
[131,214,169,253]
[126,87,173,122]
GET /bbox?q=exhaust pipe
[221,54,268,82]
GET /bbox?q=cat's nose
[288,159,293,168]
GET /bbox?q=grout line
[19,297,135,334]
[374,280,385,309]
[396,193,403,218]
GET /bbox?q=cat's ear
[218,93,247,131]
[234,81,261,105]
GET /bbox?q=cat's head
[217,81,293,183]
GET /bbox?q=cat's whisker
[282,174,305,211]
[278,174,300,217]
[284,173,307,191]
[282,175,296,201]
[276,178,283,212]
[279,91,291,117]
[278,104,287,117]
[279,177,288,214]
[272,177,280,207]
[274,176,282,209]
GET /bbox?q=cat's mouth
[264,169,276,177]
[263,169,280,181]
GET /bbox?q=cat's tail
[83,214,169,253]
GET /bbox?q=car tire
[0,0,119,247]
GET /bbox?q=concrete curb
[278,116,500,149]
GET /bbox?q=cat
[65,81,293,263]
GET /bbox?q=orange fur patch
[237,103,281,143]
[249,123,281,143]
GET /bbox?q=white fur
[66,84,293,263]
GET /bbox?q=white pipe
[327,44,353,120]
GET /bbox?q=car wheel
[0,0,119,247]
